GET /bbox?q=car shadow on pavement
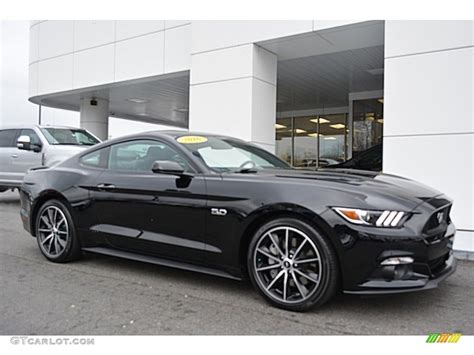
[80,250,458,316]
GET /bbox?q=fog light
[393,265,413,280]
[380,256,414,266]
[381,264,414,280]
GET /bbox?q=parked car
[20,132,456,311]
[0,125,101,192]
[328,143,382,171]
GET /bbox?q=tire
[0,187,8,193]
[247,217,339,312]
[35,199,82,263]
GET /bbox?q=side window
[80,147,109,168]
[0,129,18,147]
[19,129,42,147]
[108,140,191,173]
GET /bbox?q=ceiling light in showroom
[310,118,330,124]
[127,98,148,104]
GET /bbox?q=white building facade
[28,20,474,254]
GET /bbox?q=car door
[10,129,44,179]
[92,139,208,263]
[0,129,20,185]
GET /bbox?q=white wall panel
[251,79,277,148]
[165,20,191,29]
[191,45,253,85]
[115,32,165,82]
[38,55,73,95]
[115,20,164,41]
[29,24,39,63]
[74,21,115,51]
[190,43,277,147]
[253,46,277,85]
[384,47,474,137]
[164,25,191,73]
[28,63,39,97]
[385,20,473,58]
[190,44,277,86]
[454,231,474,253]
[189,78,253,138]
[191,20,313,53]
[313,20,363,31]
[384,134,474,231]
[73,45,115,89]
[38,21,74,60]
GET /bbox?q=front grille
[423,205,451,234]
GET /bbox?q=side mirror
[17,135,41,152]
[17,135,32,151]
[151,160,188,176]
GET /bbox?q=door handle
[96,183,116,190]
[11,154,18,158]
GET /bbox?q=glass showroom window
[275,114,348,168]
[352,98,384,156]
[293,116,319,168]
[318,114,347,166]
[275,117,293,164]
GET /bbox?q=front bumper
[344,254,457,295]
[322,197,457,295]
[19,185,34,235]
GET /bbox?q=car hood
[48,145,90,153]
[237,168,446,212]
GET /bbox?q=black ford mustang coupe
[20,131,456,311]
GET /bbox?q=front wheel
[35,199,82,263]
[247,218,339,311]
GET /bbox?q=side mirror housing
[151,160,188,176]
[17,135,32,151]
[17,135,42,152]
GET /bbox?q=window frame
[106,138,198,175]
[79,146,110,170]
[19,128,44,150]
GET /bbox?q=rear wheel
[35,199,81,262]
[247,218,339,311]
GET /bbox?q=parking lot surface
[0,190,473,335]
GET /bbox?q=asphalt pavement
[0,190,473,335]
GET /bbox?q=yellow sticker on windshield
[176,135,208,144]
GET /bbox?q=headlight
[332,207,407,228]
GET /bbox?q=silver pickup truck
[0,125,101,192]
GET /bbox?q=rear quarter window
[80,147,109,168]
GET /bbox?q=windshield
[41,128,100,146]
[176,135,291,172]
